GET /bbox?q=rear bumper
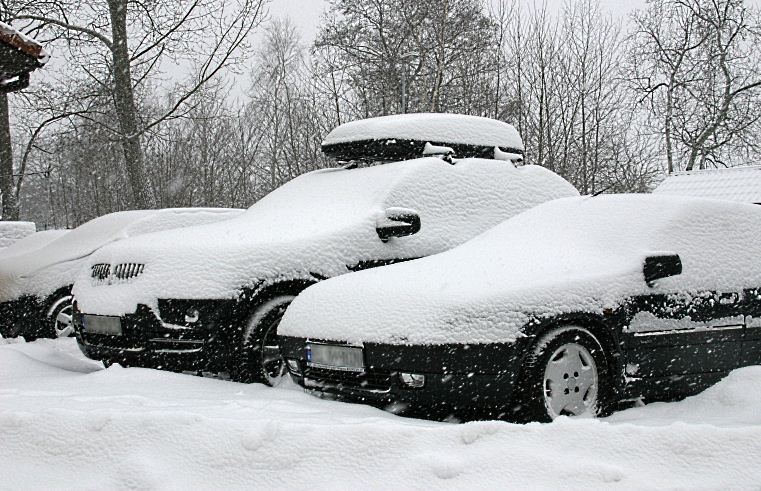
[75,299,238,372]
[281,336,527,419]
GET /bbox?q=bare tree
[4,0,267,207]
[631,0,761,172]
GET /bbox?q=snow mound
[1,339,761,490]
[280,194,761,345]
[0,221,35,248]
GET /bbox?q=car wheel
[46,295,75,338]
[513,326,611,422]
[233,295,295,386]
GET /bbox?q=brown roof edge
[0,22,47,63]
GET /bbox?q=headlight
[287,359,302,375]
[399,372,425,388]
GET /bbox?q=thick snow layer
[322,113,524,150]
[0,229,68,260]
[280,194,761,345]
[0,208,242,302]
[653,165,761,203]
[0,221,35,248]
[73,158,577,316]
[1,338,761,490]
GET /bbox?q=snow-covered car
[0,208,242,340]
[0,229,69,260]
[279,194,761,421]
[72,114,578,385]
[0,221,36,248]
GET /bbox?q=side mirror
[376,207,421,242]
[643,254,682,287]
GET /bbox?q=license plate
[307,343,364,372]
[83,315,123,336]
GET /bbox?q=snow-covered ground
[1,338,760,490]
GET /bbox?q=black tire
[231,295,294,386]
[511,326,612,423]
[45,295,75,339]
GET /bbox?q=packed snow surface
[322,113,524,150]
[0,208,242,302]
[280,194,761,345]
[74,158,577,316]
[1,338,760,490]
[0,221,35,248]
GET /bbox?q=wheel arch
[518,313,625,395]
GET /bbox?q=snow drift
[1,338,760,490]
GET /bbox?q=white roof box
[322,113,524,163]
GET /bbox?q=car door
[622,289,744,400]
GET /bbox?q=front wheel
[46,295,75,339]
[513,326,611,422]
[232,295,295,386]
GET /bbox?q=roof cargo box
[322,113,524,163]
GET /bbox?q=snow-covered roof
[0,21,49,64]
[280,194,761,345]
[653,165,761,203]
[322,114,523,162]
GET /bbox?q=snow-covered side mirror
[494,146,523,164]
[643,253,682,287]
[376,207,421,243]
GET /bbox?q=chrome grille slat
[90,262,146,284]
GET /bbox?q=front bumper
[75,299,238,372]
[281,336,527,419]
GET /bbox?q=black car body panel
[282,287,751,417]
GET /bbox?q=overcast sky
[266,0,652,43]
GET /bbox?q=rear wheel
[46,295,74,338]
[513,326,611,422]
[233,295,295,386]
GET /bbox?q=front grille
[113,263,145,280]
[303,366,395,392]
[91,263,111,280]
[90,262,145,285]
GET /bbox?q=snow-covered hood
[279,194,761,345]
[74,158,580,316]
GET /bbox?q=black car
[279,194,761,421]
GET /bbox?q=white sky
[267,0,652,43]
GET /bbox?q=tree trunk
[108,0,149,209]
[0,93,19,220]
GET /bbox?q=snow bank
[322,113,524,150]
[1,338,761,490]
[280,194,761,345]
[0,208,242,302]
[73,158,577,316]
[0,221,35,249]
